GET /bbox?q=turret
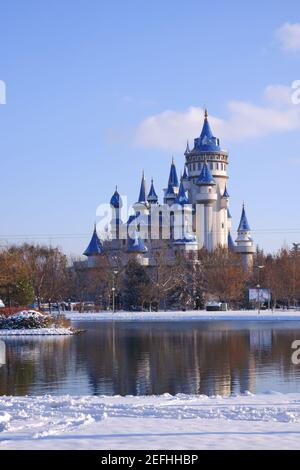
[195,161,217,204]
[147,178,158,205]
[235,204,255,270]
[164,158,179,204]
[220,184,229,209]
[173,179,197,252]
[110,186,123,240]
[83,225,105,268]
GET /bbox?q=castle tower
[184,110,229,248]
[195,161,217,250]
[235,204,255,270]
[173,178,198,252]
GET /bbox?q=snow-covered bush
[0,310,71,330]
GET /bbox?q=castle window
[222,223,224,228]
[198,162,201,170]
[210,163,213,170]
[216,163,219,170]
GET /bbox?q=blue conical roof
[175,180,189,205]
[165,181,176,198]
[168,159,179,187]
[196,161,216,186]
[110,188,122,208]
[223,185,230,198]
[194,110,220,152]
[182,165,188,180]
[138,171,147,204]
[228,231,235,250]
[127,232,148,253]
[238,204,251,231]
[83,226,105,256]
[147,178,158,203]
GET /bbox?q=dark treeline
[0,243,299,310]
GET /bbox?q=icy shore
[1,393,300,449]
[0,328,74,336]
[65,310,300,322]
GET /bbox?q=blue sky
[0,0,300,255]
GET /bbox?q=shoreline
[65,310,300,322]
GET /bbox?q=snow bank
[65,310,300,322]
[0,328,74,336]
[1,393,300,449]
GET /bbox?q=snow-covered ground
[1,393,300,449]
[0,328,74,336]
[65,310,300,322]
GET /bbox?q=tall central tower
[183,110,229,249]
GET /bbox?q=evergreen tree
[122,259,150,311]
[13,276,35,306]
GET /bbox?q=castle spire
[194,109,220,151]
[83,225,105,256]
[184,140,190,155]
[168,158,179,188]
[137,170,147,204]
[147,178,158,204]
[175,179,189,205]
[238,203,251,231]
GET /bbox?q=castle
[83,110,255,269]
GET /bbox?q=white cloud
[263,84,292,106]
[134,85,300,151]
[276,22,300,51]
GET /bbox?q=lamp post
[256,265,264,314]
[112,270,118,313]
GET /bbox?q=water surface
[0,321,300,396]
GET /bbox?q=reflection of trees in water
[75,323,300,396]
[0,337,72,395]
[1,324,300,396]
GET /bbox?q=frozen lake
[0,320,300,396]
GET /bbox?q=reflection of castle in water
[0,324,299,396]
[75,324,297,397]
